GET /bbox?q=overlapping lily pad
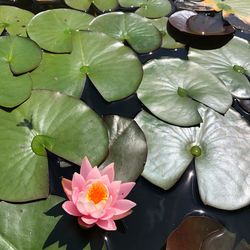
[150,17,185,49]
[137,58,232,126]
[118,0,172,18]
[0,35,42,107]
[189,36,250,99]
[27,9,94,53]
[0,6,34,36]
[0,90,108,202]
[31,31,143,101]
[100,115,147,182]
[89,12,162,53]
[65,0,118,12]
[135,107,250,210]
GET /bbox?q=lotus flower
[61,157,136,231]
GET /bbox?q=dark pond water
[2,0,250,249]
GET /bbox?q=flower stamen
[87,182,108,204]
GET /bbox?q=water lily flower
[61,157,136,231]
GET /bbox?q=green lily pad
[189,36,250,99]
[0,35,42,74]
[89,12,162,53]
[135,111,198,189]
[118,0,172,18]
[150,17,185,49]
[137,58,232,126]
[99,115,147,182]
[64,0,118,12]
[0,90,108,202]
[0,196,94,250]
[31,31,143,101]
[0,6,34,36]
[27,9,94,53]
[136,106,250,210]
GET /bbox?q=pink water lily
[61,157,136,231]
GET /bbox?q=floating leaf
[89,12,162,53]
[0,90,108,202]
[31,31,143,101]
[201,0,250,31]
[135,111,197,189]
[64,0,118,12]
[174,0,214,12]
[27,9,94,53]
[136,107,250,210]
[137,58,232,126]
[150,17,185,49]
[0,6,34,36]
[100,115,147,182]
[118,0,172,18]
[189,36,250,99]
[166,216,224,250]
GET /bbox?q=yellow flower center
[87,182,108,204]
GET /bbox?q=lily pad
[64,0,118,12]
[99,115,147,182]
[0,6,34,36]
[135,107,250,210]
[27,9,94,53]
[89,12,162,53]
[150,17,185,49]
[189,36,250,99]
[0,90,108,202]
[201,0,250,31]
[137,58,232,126]
[118,0,172,18]
[31,31,143,101]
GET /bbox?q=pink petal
[80,156,93,179]
[78,217,95,229]
[108,181,121,205]
[101,163,115,182]
[77,199,95,215]
[113,200,136,215]
[101,209,115,220]
[99,174,111,187]
[80,216,98,225]
[62,201,82,216]
[96,219,117,231]
[118,182,136,199]
[112,210,132,220]
[61,178,72,201]
[72,188,80,204]
[72,173,85,191]
[89,200,106,219]
[86,167,101,180]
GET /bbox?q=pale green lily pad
[31,31,143,101]
[27,9,94,53]
[150,17,185,49]
[135,111,197,190]
[0,35,42,74]
[189,37,250,99]
[65,0,118,12]
[89,12,162,53]
[0,196,94,250]
[118,0,172,18]
[0,6,34,37]
[137,58,232,126]
[0,90,108,202]
[100,115,147,182]
[136,107,250,210]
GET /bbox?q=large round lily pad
[65,0,118,12]
[89,12,162,53]
[99,115,147,182]
[27,9,94,53]
[137,58,232,126]
[0,5,34,36]
[135,106,250,210]
[118,0,172,18]
[0,90,108,202]
[31,31,143,101]
[189,36,250,99]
